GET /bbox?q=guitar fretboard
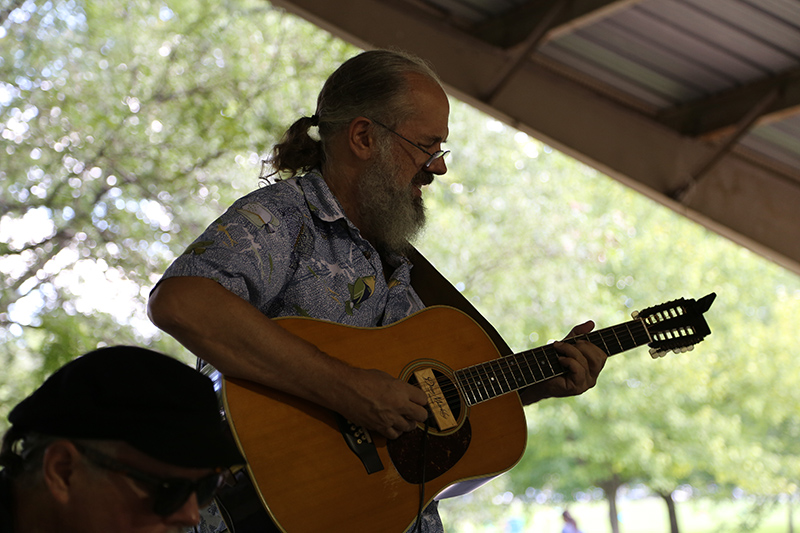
[454,319,651,406]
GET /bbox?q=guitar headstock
[633,293,716,359]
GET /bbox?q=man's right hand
[149,277,430,440]
[337,367,429,440]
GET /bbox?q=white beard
[355,144,431,256]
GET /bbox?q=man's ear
[42,440,81,504]
[347,116,376,162]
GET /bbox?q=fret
[458,367,479,405]
[453,371,470,406]
[503,354,526,389]
[610,328,624,353]
[501,356,523,389]
[621,323,638,350]
[490,360,507,392]
[465,367,482,401]
[483,361,502,398]
[469,365,490,402]
[494,359,513,393]
[534,347,556,378]
[636,319,653,344]
[483,361,499,397]
[518,351,539,384]
[636,321,652,345]
[458,370,479,407]
[493,359,509,395]
[546,348,565,377]
[526,349,547,382]
[592,331,612,355]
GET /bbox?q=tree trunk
[657,491,680,533]
[599,475,622,533]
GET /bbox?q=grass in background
[442,496,795,533]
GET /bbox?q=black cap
[8,346,244,469]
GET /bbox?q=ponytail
[266,49,440,179]
[267,114,323,179]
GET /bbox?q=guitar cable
[413,417,431,533]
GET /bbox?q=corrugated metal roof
[540,0,800,101]
[533,0,800,168]
[418,0,800,171]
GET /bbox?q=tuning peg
[649,348,667,359]
[631,310,639,319]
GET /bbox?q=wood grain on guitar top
[222,306,528,533]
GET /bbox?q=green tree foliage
[0,0,357,426]
[3,3,800,532]
[422,107,800,531]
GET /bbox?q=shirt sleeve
[160,192,304,314]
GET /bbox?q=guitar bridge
[335,413,384,474]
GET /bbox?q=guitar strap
[407,247,512,357]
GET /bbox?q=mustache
[412,171,434,187]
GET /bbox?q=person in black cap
[0,345,244,533]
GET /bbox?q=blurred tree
[420,109,800,532]
[3,3,800,533]
[0,0,357,425]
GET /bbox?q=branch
[0,0,26,25]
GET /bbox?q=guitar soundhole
[387,368,471,484]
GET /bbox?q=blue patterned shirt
[162,170,424,326]
[162,170,442,533]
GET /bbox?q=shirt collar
[298,169,413,273]
[297,169,347,223]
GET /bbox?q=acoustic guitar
[213,293,716,533]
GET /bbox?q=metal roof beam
[656,67,800,139]
[473,0,639,49]
[483,0,570,104]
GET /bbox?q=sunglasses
[74,443,224,517]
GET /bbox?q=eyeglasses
[74,443,224,517]
[369,118,449,168]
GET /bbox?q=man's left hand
[518,320,608,405]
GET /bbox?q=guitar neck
[455,318,649,405]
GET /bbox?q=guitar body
[217,293,717,532]
[221,306,528,533]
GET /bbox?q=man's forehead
[403,74,450,139]
[419,128,449,145]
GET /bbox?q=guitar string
[428,321,653,408]
[421,302,691,408]
[456,315,695,403]
[434,306,696,407]
[429,314,692,411]
[458,322,648,389]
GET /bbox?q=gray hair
[269,49,441,177]
[0,429,120,484]
[0,430,57,481]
